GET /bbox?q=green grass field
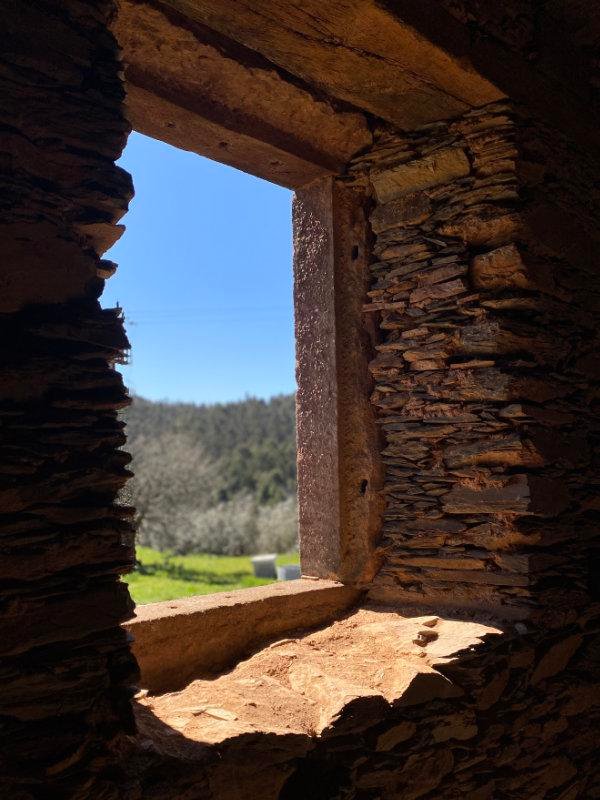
[124,546,301,605]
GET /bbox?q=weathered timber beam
[113,1,372,187]
[146,0,600,151]
[385,0,600,153]
[143,0,501,129]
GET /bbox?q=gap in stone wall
[103,132,299,605]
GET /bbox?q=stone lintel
[113,0,372,188]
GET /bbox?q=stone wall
[277,614,600,800]
[122,101,600,800]
[2,3,600,798]
[126,607,600,800]
[0,1,138,797]
[429,0,598,116]
[351,101,600,625]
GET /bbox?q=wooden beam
[384,0,600,154]
[113,1,372,188]
[147,0,600,150]
[148,0,503,128]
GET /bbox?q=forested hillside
[122,394,298,555]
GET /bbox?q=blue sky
[103,132,295,404]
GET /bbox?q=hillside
[122,394,298,555]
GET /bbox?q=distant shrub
[256,497,298,553]
[123,395,299,555]
[136,491,298,556]
[184,495,260,556]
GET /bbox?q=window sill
[125,578,361,693]
[132,606,501,777]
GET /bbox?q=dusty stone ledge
[125,579,361,693]
[131,607,503,800]
[137,608,501,741]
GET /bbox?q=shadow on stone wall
[120,604,600,800]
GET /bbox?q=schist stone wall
[126,102,600,800]
[2,2,600,799]
[352,102,600,626]
[129,606,600,800]
[1,1,138,798]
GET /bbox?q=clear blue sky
[102,132,295,404]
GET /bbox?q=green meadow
[124,545,300,605]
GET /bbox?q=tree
[120,394,299,554]
[127,432,214,552]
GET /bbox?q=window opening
[103,133,298,604]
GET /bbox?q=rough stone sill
[134,607,501,752]
[125,578,361,693]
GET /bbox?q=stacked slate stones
[123,608,600,800]
[122,102,600,800]
[291,614,600,800]
[2,1,600,796]
[350,101,600,626]
[0,1,139,797]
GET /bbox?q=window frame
[113,3,382,689]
